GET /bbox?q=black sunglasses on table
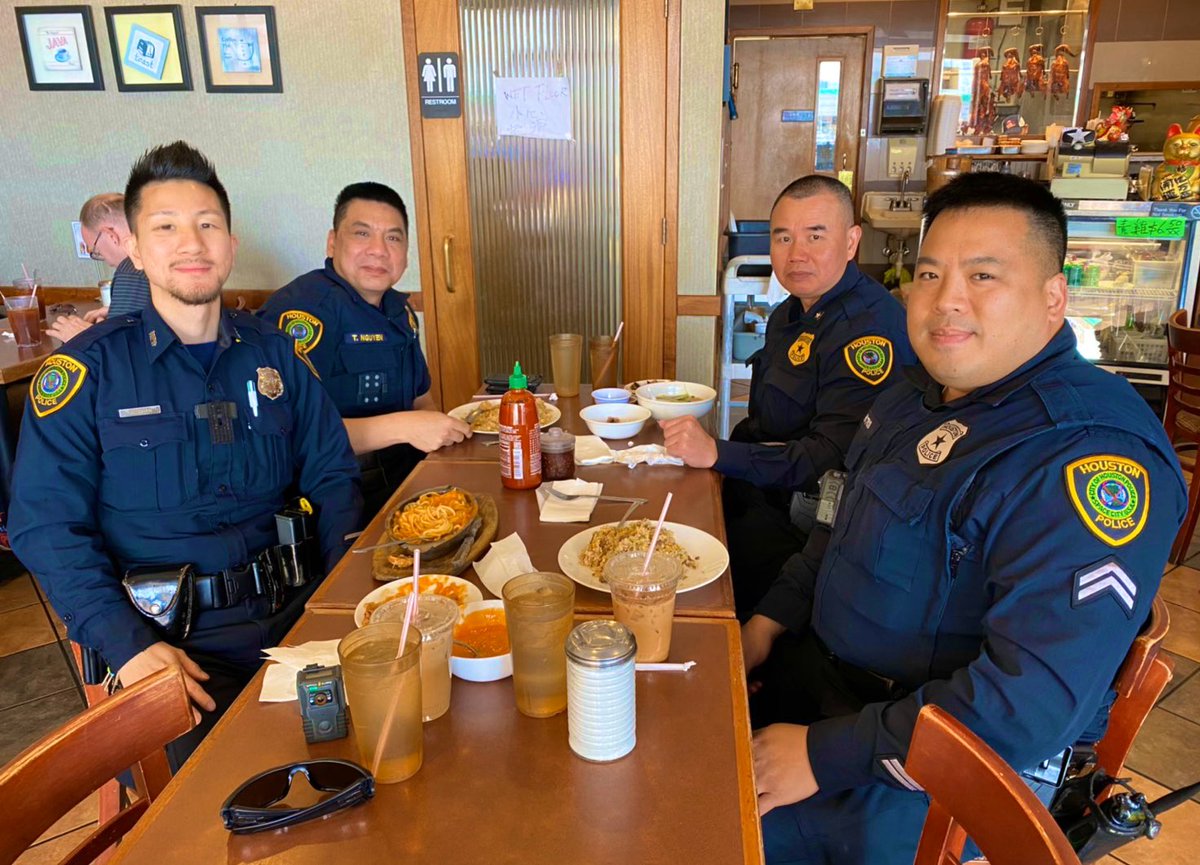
[220,759,374,834]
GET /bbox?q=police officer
[663,175,913,615]
[10,142,361,767]
[259,183,470,524]
[741,173,1186,864]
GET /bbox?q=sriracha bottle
[499,362,542,490]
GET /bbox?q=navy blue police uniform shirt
[258,259,431,419]
[8,305,362,673]
[716,261,915,492]
[756,323,1186,796]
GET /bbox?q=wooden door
[729,35,866,219]
[402,0,677,408]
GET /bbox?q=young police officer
[10,142,361,767]
[663,175,913,615]
[260,182,470,523]
[742,173,1186,864]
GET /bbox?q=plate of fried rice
[557,520,729,594]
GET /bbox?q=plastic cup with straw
[641,492,673,575]
[368,551,424,781]
[591,320,624,390]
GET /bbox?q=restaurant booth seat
[905,704,1082,865]
[0,667,193,865]
[1164,307,1200,562]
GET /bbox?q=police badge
[257,367,285,400]
[788,333,815,366]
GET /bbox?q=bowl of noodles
[386,486,482,560]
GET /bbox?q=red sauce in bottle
[499,362,542,490]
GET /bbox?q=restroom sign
[418,52,461,118]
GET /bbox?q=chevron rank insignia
[844,335,893,385]
[1072,557,1137,619]
[30,354,88,418]
[1064,454,1149,547]
[788,332,814,366]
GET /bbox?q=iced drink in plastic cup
[502,572,576,717]
[4,295,41,347]
[414,594,458,721]
[338,623,423,783]
[589,335,618,390]
[605,551,682,662]
[548,333,583,398]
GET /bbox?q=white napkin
[613,445,685,469]
[766,271,789,304]
[474,532,535,598]
[259,639,342,702]
[574,435,615,465]
[536,479,602,523]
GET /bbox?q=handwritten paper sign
[1115,217,1187,240]
[494,77,572,140]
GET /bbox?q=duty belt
[194,549,280,612]
[813,632,910,702]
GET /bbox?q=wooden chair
[1165,308,1200,563]
[906,704,1081,865]
[1094,595,1174,781]
[0,667,193,865]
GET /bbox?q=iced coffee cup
[503,571,575,718]
[604,551,683,663]
[414,594,459,722]
[338,623,423,783]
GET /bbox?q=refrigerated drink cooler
[1062,200,1200,389]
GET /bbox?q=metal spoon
[453,640,480,657]
[546,488,647,505]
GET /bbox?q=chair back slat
[0,667,192,865]
[906,705,1081,865]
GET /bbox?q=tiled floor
[0,556,1197,862]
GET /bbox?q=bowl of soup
[450,600,513,682]
[634,381,717,420]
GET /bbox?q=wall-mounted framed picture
[14,5,104,91]
[195,5,281,94]
[103,5,191,92]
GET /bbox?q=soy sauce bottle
[499,362,542,490]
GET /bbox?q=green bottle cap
[509,361,528,390]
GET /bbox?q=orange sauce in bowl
[453,609,510,658]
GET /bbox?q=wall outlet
[887,138,918,178]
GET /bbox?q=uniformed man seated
[47,192,152,343]
[260,182,470,524]
[662,175,913,616]
[10,142,361,768]
[741,173,1186,865]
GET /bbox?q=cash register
[1049,128,1131,200]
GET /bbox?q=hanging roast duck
[998,47,1023,100]
[1050,43,1076,99]
[970,47,996,133]
[1024,43,1046,93]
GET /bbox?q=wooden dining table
[108,609,765,865]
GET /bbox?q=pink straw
[612,320,624,344]
[641,492,673,575]
[372,549,421,777]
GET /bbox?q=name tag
[118,405,162,418]
[345,333,386,344]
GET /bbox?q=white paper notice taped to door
[493,76,572,140]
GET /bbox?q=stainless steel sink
[861,192,924,236]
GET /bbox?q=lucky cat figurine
[1151,122,1200,201]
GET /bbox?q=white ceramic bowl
[634,381,717,421]
[579,403,652,439]
[592,387,633,404]
[450,600,512,682]
[1020,139,1050,155]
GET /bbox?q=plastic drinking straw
[20,263,30,280]
[371,550,421,777]
[641,492,673,575]
[591,320,625,388]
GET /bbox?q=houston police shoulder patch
[1064,454,1149,547]
[844,335,893,385]
[30,354,88,418]
[788,332,815,366]
[277,310,323,355]
[1072,556,1137,619]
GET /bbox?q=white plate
[355,575,483,627]
[556,521,729,594]
[447,398,561,434]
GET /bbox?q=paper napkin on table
[259,639,342,702]
[474,532,535,598]
[613,445,684,468]
[574,435,615,465]
[536,479,602,523]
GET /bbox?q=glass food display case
[1063,200,1200,387]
